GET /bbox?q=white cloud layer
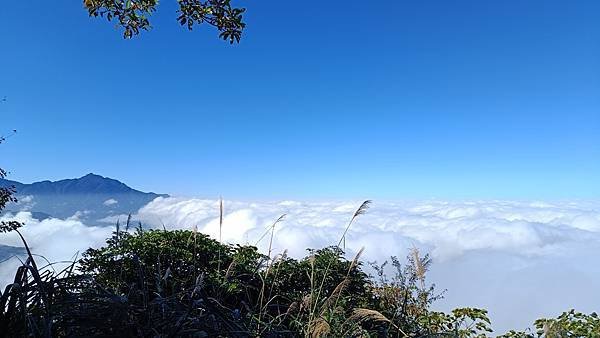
[2,198,600,333]
[0,212,112,289]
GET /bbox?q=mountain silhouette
[0,173,168,224]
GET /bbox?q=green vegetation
[82,0,245,42]
[1,133,23,234]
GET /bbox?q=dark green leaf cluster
[369,254,445,336]
[83,0,157,38]
[77,230,376,336]
[0,140,23,234]
[177,0,246,43]
[83,0,245,42]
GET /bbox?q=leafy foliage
[369,250,444,335]
[426,308,493,338]
[534,309,600,338]
[0,135,23,234]
[77,229,378,336]
[83,0,246,42]
[497,310,600,338]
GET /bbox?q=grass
[309,200,372,330]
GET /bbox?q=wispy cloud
[103,198,118,206]
[14,195,35,211]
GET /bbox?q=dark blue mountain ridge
[0,173,168,223]
[1,173,164,196]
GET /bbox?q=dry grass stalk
[265,249,287,276]
[347,308,408,337]
[329,247,365,312]
[125,214,132,232]
[162,267,171,281]
[254,214,286,263]
[285,301,299,316]
[191,272,205,297]
[187,224,198,246]
[320,278,350,315]
[543,322,555,337]
[302,294,313,311]
[307,254,316,322]
[308,254,316,266]
[224,259,237,279]
[542,322,549,336]
[217,197,224,272]
[267,214,286,269]
[311,201,371,323]
[348,308,392,324]
[257,215,287,330]
[264,250,288,311]
[348,247,364,274]
[339,200,372,251]
[310,317,331,338]
[412,246,425,288]
[219,196,224,238]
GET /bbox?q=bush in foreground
[2,225,599,337]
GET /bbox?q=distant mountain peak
[81,173,103,179]
[0,173,169,198]
[77,173,116,181]
[0,174,168,223]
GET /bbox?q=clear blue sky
[1,1,598,199]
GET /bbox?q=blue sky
[0,1,598,199]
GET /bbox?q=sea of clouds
[1,197,600,333]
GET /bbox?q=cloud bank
[2,198,600,333]
[0,212,112,288]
